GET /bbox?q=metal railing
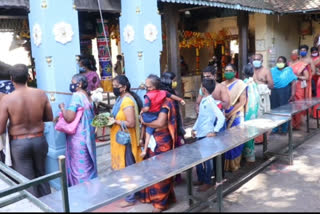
[0,155,69,212]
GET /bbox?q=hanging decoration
[144,24,158,42]
[109,24,120,45]
[19,20,30,39]
[97,19,113,79]
[53,22,74,45]
[179,28,231,49]
[123,25,135,44]
[32,23,42,47]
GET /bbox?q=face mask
[276,62,285,69]
[79,67,86,73]
[300,51,307,57]
[252,60,262,68]
[113,87,121,97]
[69,83,79,93]
[224,72,235,80]
[172,81,177,89]
[291,55,298,61]
[312,53,319,57]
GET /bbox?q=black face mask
[113,87,121,97]
[69,83,79,93]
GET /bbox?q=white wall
[254,14,300,69]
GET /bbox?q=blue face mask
[69,83,79,93]
[252,60,262,68]
[79,67,86,73]
[300,51,307,57]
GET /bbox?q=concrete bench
[39,114,290,212]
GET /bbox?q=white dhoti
[0,122,12,166]
[257,84,271,117]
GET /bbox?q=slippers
[152,208,163,213]
[214,178,227,189]
[118,201,135,208]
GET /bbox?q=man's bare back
[301,56,316,75]
[253,67,274,89]
[0,87,53,136]
[212,83,230,110]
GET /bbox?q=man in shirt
[114,55,124,76]
[0,61,14,164]
[192,78,225,192]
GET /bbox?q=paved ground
[1,99,320,212]
[205,128,320,212]
[91,114,320,212]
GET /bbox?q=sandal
[118,201,135,208]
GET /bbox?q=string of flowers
[179,28,231,49]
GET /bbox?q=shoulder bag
[116,121,131,145]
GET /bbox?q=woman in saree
[109,75,143,207]
[310,47,320,118]
[221,64,247,171]
[289,49,309,129]
[270,56,297,133]
[160,71,186,184]
[58,74,97,187]
[139,90,178,212]
[79,57,101,92]
[242,63,260,163]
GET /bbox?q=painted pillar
[163,4,181,95]
[237,11,249,79]
[120,0,162,91]
[28,0,80,189]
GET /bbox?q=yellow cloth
[101,79,113,92]
[110,96,142,170]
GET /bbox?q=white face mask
[312,53,319,57]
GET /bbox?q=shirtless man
[252,53,274,116]
[299,45,316,99]
[195,66,230,113]
[252,54,274,144]
[0,64,53,198]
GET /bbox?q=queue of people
[0,45,320,212]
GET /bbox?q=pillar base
[46,147,66,190]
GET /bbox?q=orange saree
[290,61,308,129]
[312,56,320,118]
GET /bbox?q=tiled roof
[160,0,274,14]
[0,0,319,14]
[159,0,320,13]
[269,0,320,13]
[0,0,29,9]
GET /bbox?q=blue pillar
[28,0,80,189]
[120,0,162,89]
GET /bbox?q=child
[140,74,185,157]
[192,78,225,192]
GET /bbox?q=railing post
[215,155,223,212]
[306,109,310,133]
[317,109,320,129]
[263,133,268,159]
[187,168,193,206]
[288,120,293,165]
[58,155,70,212]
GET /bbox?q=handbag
[55,107,84,135]
[116,122,131,145]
